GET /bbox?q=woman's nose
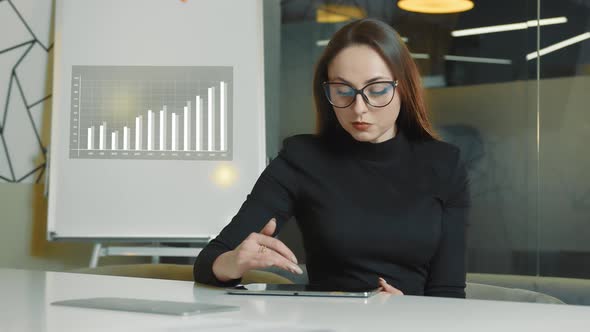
[352,94,368,115]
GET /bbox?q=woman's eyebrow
[330,76,392,85]
[364,76,391,84]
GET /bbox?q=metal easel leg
[151,242,160,264]
[90,243,102,268]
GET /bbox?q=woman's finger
[259,218,277,236]
[256,218,298,265]
[255,247,303,275]
[255,233,299,264]
[378,277,404,295]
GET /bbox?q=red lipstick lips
[352,121,371,131]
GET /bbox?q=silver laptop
[51,297,239,316]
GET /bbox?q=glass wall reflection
[271,0,590,294]
[538,0,590,279]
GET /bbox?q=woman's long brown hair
[313,18,437,141]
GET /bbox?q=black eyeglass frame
[322,80,399,108]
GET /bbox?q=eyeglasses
[322,80,398,108]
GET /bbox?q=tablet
[227,284,381,298]
[51,297,239,316]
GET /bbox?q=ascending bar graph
[69,65,233,160]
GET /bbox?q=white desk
[1,268,588,332]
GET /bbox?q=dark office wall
[429,76,590,277]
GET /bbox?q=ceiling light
[409,53,511,64]
[452,16,568,37]
[398,0,473,14]
[316,4,366,23]
[526,32,590,61]
[316,40,330,47]
[444,55,512,65]
[316,36,408,47]
[411,53,430,59]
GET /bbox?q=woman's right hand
[212,218,303,282]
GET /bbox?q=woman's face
[326,45,401,143]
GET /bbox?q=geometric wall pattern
[0,0,53,183]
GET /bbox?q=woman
[194,18,470,298]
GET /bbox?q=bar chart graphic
[68,66,233,160]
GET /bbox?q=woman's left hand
[378,277,404,295]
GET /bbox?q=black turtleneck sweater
[194,129,470,298]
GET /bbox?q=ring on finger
[258,245,267,253]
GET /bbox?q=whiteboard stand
[89,240,211,268]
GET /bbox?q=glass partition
[269,0,590,294]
